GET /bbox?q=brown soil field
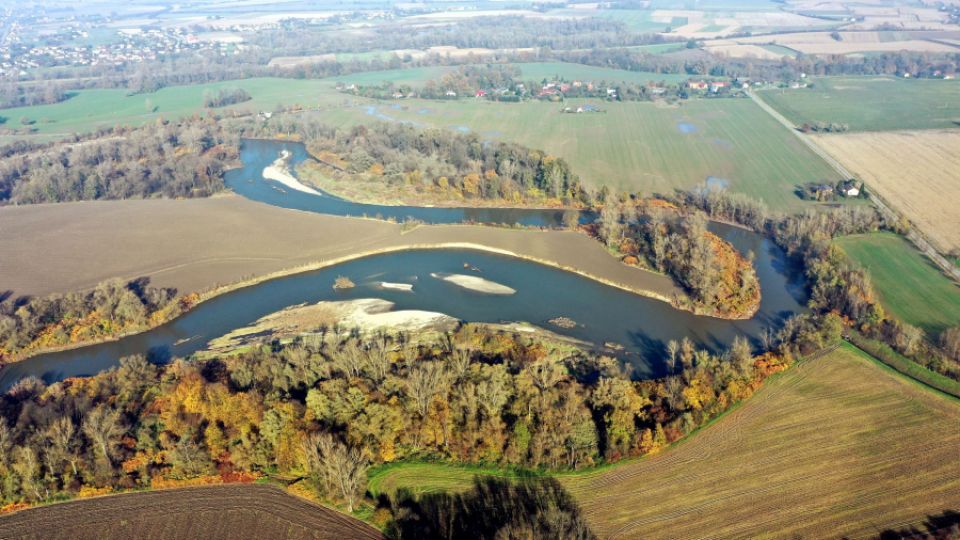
[0,195,679,301]
[811,130,960,253]
[0,484,383,540]
[561,344,960,539]
[737,31,958,54]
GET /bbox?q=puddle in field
[677,122,698,134]
[705,176,730,190]
[712,138,734,150]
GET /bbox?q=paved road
[748,90,960,282]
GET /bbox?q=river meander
[0,139,807,389]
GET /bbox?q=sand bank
[430,272,516,295]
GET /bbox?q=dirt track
[0,194,679,301]
[0,484,383,540]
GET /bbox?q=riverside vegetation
[0,317,814,531]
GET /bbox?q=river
[0,140,807,389]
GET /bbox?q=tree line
[0,117,237,204]
[677,187,960,382]
[202,88,251,108]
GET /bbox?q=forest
[244,119,590,206]
[0,278,189,364]
[596,198,760,318]
[0,118,237,204]
[0,314,831,523]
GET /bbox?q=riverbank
[0,195,691,365]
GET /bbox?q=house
[392,92,404,99]
[688,80,708,91]
[445,90,457,97]
[839,180,861,197]
[559,83,571,93]
[475,89,487,97]
[710,81,728,93]
[813,184,834,199]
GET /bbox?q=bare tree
[304,433,368,513]
[82,405,125,465]
[406,362,449,417]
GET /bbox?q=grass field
[759,76,960,131]
[0,77,346,140]
[514,62,688,84]
[0,484,382,540]
[322,97,841,210]
[836,233,960,336]
[3,69,841,211]
[0,63,682,142]
[368,344,960,539]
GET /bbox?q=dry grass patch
[562,344,960,539]
[811,130,960,253]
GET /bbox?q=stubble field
[812,129,960,254]
[0,195,679,301]
[367,344,960,539]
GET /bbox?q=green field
[759,43,799,57]
[759,76,960,131]
[322,96,841,210]
[324,66,453,85]
[0,78,347,140]
[3,69,841,211]
[365,344,960,539]
[516,62,688,84]
[586,9,673,32]
[622,42,687,54]
[836,233,960,336]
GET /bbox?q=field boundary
[748,90,960,283]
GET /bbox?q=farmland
[758,76,960,131]
[323,97,842,210]
[2,69,843,212]
[0,195,678,300]
[836,233,960,336]
[0,77,345,140]
[0,484,383,540]
[512,62,688,84]
[368,344,960,539]
[812,129,960,253]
